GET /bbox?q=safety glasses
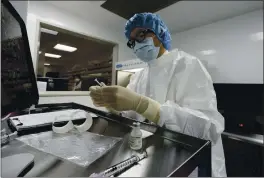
[127,29,154,49]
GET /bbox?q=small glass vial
[129,122,142,150]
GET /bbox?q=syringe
[90,151,147,177]
[94,78,106,87]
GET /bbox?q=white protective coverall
[122,49,226,177]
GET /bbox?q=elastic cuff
[157,106,165,127]
[141,98,161,124]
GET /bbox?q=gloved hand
[89,85,161,123]
[106,107,121,115]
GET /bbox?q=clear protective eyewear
[127,29,154,49]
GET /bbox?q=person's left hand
[89,85,141,111]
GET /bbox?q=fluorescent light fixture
[45,53,61,58]
[250,32,263,41]
[40,28,58,35]
[54,44,77,52]
[122,68,144,73]
[200,50,216,56]
[39,51,42,54]
[44,63,50,66]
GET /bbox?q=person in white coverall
[90,13,226,177]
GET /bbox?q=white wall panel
[171,10,263,83]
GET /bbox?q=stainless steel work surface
[222,132,263,146]
[2,117,197,177]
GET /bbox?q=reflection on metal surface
[91,151,147,177]
[2,103,212,177]
[222,132,263,146]
[2,119,196,177]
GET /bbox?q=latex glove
[89,85,161,123]
[89,86,103,107]
[89,86,120,115]
[105,107,121,115]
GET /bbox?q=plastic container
[129,122,142,150]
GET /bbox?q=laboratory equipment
[37,77,69,91]
[213,83,264,134]
[90,151,147,177]
[8,109,91,134]
[95,78,106,87]
[52,110,93,133]
[1,0,36,176]
[3,102,213,177]
[1,0,39,117]
[94,78,102,86]
[129,122,143,150]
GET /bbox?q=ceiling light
[44,63,50,66]
[54,44,77,52]
[45,53,61,58]
[39,51,42,54]
[250,32,263,41]
[122,68,144,73]
[200,50,216,56]
[40,28,58,35]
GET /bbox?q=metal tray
[2,102,211,177]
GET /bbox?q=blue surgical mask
[133,37,160,62]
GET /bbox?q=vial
[129,122,142,150]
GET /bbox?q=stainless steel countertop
[222,132,263,146]
[1,116,200,177]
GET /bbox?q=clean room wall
[171,10,263,84]
[26,1,134,107]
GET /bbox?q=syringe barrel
[90,153,146,177]
[101,155,139,177]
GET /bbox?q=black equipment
[1,0,39,116]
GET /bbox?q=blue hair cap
[124,12,172,50]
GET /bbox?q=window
[36,23,115,91]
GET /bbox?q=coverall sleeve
[158,58,225,145]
